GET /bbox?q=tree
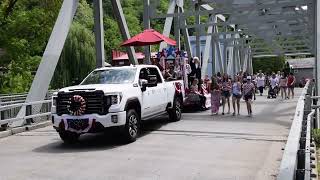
[253,56,286,74]
[0,0,62,93]
[51,0,96,89]
[0,0,175,93]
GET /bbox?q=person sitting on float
[174,54,182,79]
[151,58,164,72]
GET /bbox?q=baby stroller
[267,85,278,99]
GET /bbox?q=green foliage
[252,56,286,74]
[0,0,62,93]
[103,0,144,60]
[51,0,95,89]
[51,22,96,89]
[1,0,210,93]
[312,129,320,146]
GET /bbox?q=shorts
[244,94,253,101]
[222,90,231,98]
[288,85,295,89]
[233,94,242,99]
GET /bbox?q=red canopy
[121,29,176,46]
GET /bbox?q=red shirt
[287,76,294,86]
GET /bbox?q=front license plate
[67,119,89,131]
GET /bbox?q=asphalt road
[0,89,302,180]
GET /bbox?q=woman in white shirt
[256,73,265,96]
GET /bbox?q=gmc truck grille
[56,90,111,116]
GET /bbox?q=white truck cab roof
[95,65,158,71]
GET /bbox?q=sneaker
[232,112,235,116]
[222,112,225,115]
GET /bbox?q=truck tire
[59,131,79,144]
[168,97,182,122]
[123,109,140,143]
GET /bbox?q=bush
[253,56,285,74]
[312,129,320,146]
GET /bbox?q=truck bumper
[52,111,127,134]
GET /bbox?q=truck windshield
[81,68,136,85]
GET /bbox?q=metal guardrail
[0,91,56,127]
[0,100,52,129]
[0,90,56,106]
[277,80,318,180]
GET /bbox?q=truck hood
[59,84,135,93]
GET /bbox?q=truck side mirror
[139,79,148,92]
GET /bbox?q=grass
[313,129,320,176]
[318,147,320,176]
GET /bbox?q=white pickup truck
[51,65,184,143]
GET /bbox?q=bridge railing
[0,100,52,130]
[0,90,56,106]
[277,80,318,180]
[0,91,56,127]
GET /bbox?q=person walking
[276,71,281,95]
[216,72,222,84]
[269,73,279,98]
[243,76,255,117]
[221,74,231,115]
[199,79,208,110]
[210,76,221,115]
[287,72,296,99]
[279,73,288,99]
[232,76,242,116]
[256,73,265,96]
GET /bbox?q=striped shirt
[243,83,255,95]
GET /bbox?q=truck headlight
[105,93,122,105]
[52,96,57,107]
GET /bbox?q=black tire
[123,109,140,143]
[168,97,182,122]
[59,131,80,144]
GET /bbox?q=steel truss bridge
[1,0,320,180]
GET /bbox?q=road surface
[0,89,302,180]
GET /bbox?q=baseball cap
[246,76,252,80]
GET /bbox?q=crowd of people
[204,72,256,117]
[184,61,297,117]
[152,55,297,117]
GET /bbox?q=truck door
[148,67,167,113]
[139,68,153,117]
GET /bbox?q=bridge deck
[0,89,302,180]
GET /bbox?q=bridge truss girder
[15,0,137,127]
[149,0,315,80]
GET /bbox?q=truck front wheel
[123,109,140,143]
[58,131,80,144]
[168,97,182,122]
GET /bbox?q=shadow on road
[32,116,170,154]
